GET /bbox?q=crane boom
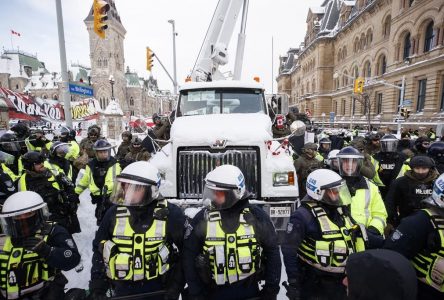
[191,0,248,82]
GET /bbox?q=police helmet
[327,149,340,171]
[0,133,20,153]
[22,151,45,171]
[423,174,444,209]
[380,134,398,153]
[306,169,352,206]
[319,137,332,151]
[10,123,30,138]
[337,146,364,177]
[93,140,112,162]
[428,142,444,164]
[110,161,161,207]
[203,165,247,210]
[54,125,71,142]
[0,191,49,238]
[50,141,70,158]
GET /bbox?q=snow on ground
[64,190,97,290]
[63,192,289,297]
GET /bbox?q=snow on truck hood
[171,113,273,145]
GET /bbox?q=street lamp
[168,19,178,95]
[109,75,115,100]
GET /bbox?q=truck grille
[177,147,260,199]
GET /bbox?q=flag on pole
[11,30,21,37]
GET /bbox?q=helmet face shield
[339,157,363,177]
[0,206,48,238]
[203,186,241,210]
[3,141,20,153]
[95,149,110,162]
[320,181,352,206]
[110,178,159,206]
[380,139,398,152]
[0,151,15,165]
[53,143,70,157]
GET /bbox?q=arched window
[366,30,373,45]
[53,94,58,100]
[363,61,371,77]
[343,47,347,59]
[97,59,102,68]
[338,49,342,62]
[408,0,414,7]
[130,97,134,106]
[383,15,391,37]
[342,71,349,86]
[354,38,360,53]
[377,55,387,75]
[353,66,359,78]
[424,21,435,52]
[312,79,316,92]
[403,33,411,60]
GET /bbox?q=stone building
[277,0,444,129]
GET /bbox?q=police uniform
[90,200,186,299]
[0,222,80,299]
[183,200,281,300]
[386,170,439,227]
[373,151,407,199]
[384,208,444,299]
[282,199,367,300]
[0,165,16,205]
[345,176,387,237]
[75,157,121,224]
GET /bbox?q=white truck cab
[151,80,298,232]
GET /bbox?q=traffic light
[354,77,365,94]
[146,47,154,72]
[406,109,411,119]
[93,0,110,39]
[400,107,409,118]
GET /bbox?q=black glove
[22,237,51,258]
[260,285,279,300]
[87,279,109,300]
[284,280,301,300]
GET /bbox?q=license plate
[269,206,291,218]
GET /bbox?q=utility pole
[397,76,406,136]
[168,20,178,95]
[55,0,72,128]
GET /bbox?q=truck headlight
[273,172,295,186]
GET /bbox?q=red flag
[11,30,21,37]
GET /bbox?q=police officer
[10,122,30,155]
[25,129,51,155]
[0,151,16,205]
[18,151,79,234]
[294,142,324,198]
[385,155,439,228]
[428,141,444,174]
[183,165,281,300]
[318,137,331,161]
[349,137,376,180]
[47,142,73,180]
[88,161,185,300]
[282,169,367,300]
[116,131,132,160]
[75,140,121,225]
[0,191,80,299]
[79,125,102,159]
[0,133,23,177]
[373,134,408,199]
[337,146,387,239]
[325,149,340,172]
[384,173,444,299]
[55,125,80,162]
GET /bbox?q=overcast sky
[1,0,321,93]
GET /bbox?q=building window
[342,99,346,115]
[397,83,403,107]
[129,97,134,106]
[383,15,391,37]
[424,21,435,52]
[440,77,444,111]
[353,66,359,78]
[403,33,411,60]
[15,84,19,90]
[363,61,371,77]
[408,0,414,7]
[377,55,387,75]
[417,79,427,112]
[376,93,383,114]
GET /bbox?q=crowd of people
[0,117,443,300]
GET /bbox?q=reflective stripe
[373,216,386,228]
[364,185,370,225]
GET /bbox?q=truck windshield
[178,88,266,116]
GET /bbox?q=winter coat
[124,146,151,162]
[116,141,131,160]
[345,249,417,300]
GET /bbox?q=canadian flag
[11,30,21,37]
